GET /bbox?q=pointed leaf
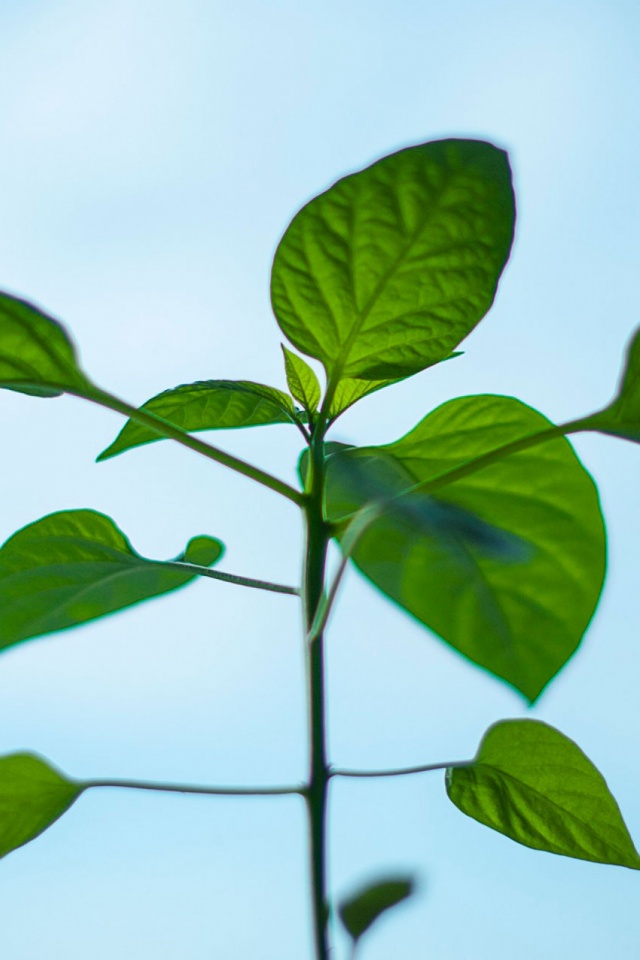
[281,346,321,413]
[271,139,514,385]
[338,876,415,945]
[0,292,93,398]
[0,510,224,651]
[0,753,83,858]
[98,380,298,461]
[582,326,640,442]
[447,720,640,869]
[323,396,605,701]
[328,351,463,419]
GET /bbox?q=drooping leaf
[0,291,93,398]
[97,380,298,461]
[328,352,463,420]
[323,395,605,701]
[581,326,640,443]
[281,345,321,414]
[338,876,415,945]
[271,139,514,387]
[0,753,84,858]
[0,510,224,651]
[447,720,640,869]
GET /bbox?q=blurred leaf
[0,753,83,858]
[0,291,93,398]
[271,139,514,385]
[323,395,605,701]
[98,380,298,461]
[447,720,640,868]
[338,876,415,945]
[0,509,224,651]
[582,326,640,442]
[282,345,321,414]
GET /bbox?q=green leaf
[281,345,321,414]
[338,876,415,945]
[328,351,463,420]
[0,753,83,858]
[581,326,640,442]
[447,720,640,869]
[0,510,224,651]
[0,292,93,398]
[97,380,298,461]
[271,139,514,387]
[323,396,605,701]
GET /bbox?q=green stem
[303,433,331,960]
[162,560,300,596]
[84,778,303,797]
[330,759,471,779]
[75,386,305,506]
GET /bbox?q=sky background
[0,0,639,957]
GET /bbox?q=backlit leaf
[0,510,224,651]
[0,292,93,398]
[323,396,605,701]
[447,720,640,868]
[282,345,321,414]
[338,876,415,945]
[0,753,83,858]
[97,380,298,461]
[271,139,514,386]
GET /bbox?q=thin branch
[162,560,300,596]
[83,777,305,797]
[330,760,471,779]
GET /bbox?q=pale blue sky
[0,1,639,957]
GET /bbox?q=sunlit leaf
[0,753,83,858]
[447,720,640,868]
[338,876,415,945]
[271,139,514,386]
[323,396,605,701]
[97,380,298,461]
[582,326,640,443]
[282,345,321,414]
[0,292,93,398]
[0,510,224,650]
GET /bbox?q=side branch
[163,561,300,596]
[331,760,471,779]
[84,778,305,797]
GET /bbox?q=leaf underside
[447,720,640,868]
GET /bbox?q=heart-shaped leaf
[0,753,84,858]
[338,875,415,945]
[447,720,640,868]
[98,380,298,461]
[0,510,224,651]
[271,139,514,387]
[0,292,93,398]
[323,395,605,701]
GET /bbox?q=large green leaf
[0,292,93,398]
[97,380,298,461]
[447,720,640,868]
[0,510,224,650]
[581,326,640,443]
[0,753,83,858]
[323,396,605,701]
[338,876,415,946]
[271,139,514,387]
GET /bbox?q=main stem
[303,432,331,960]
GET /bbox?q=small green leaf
[0,753,83,858]
[271,139,514,387]
[447,720,640,869]
[323,395,605,701]
[281,345,321,414]
[98,380,298,461]
[328,352,462,420]
[0,510,224,651]
[582,326,640,442]
[0,292,93,397]
[339,876,415,945]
